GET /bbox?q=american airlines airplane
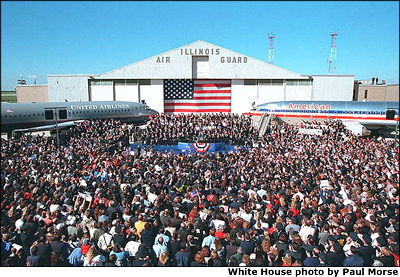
[253,101,399,135]
[1,101,158,134]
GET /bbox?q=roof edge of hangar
[99,40,305,78]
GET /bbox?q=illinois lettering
[180,48,220,55]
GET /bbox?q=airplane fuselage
[1,101,158,133]
[253,101,399,128]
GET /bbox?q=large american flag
[164,79,231,113]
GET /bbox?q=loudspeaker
[386,110,395,120]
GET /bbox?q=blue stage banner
[177,142,225,153]
[130,143,243,154]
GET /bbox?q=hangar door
[257,80,285,103]
[90,80,113,101]
[192,56,209,78]
[114,80,139,102]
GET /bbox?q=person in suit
[326,243,345,266]
[175,242,190,266]
[342,246,365,266]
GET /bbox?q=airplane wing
[12,120,85,133]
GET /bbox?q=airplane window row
[3,108,132,118]
[3,113,44,118]
[71,109,129,115]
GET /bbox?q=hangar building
[47,40,354,113]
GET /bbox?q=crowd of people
[129,113,258,145]
[1,114,399,267]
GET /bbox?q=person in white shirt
[15,215,25,234]
[124,235,141,257]
[210,214,226,231]
[299,219,316,243]
[238,207,252,223]
[122,209,132,222]
[83,245,105,266]
[88,221,98,241]
[165,221,176,238]
[97,229,114,251]
[292,187,304,202]
[342,236,360,257]
[49,201,61,214]
[256,185,267,198]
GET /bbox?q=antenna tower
[268,33,275,64]
[328,32,338,74]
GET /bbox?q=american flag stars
[164,79,194,100]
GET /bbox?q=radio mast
[328,32,338,74]
[268,33,275,64]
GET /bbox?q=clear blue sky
[1,1,399,90]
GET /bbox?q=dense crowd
[1,114,399,267]
[130,113,258,145]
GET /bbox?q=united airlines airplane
[253,101,399,135]
[1,101,158,134]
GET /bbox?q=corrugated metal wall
[312,76,354,101]
[48,75,89,102]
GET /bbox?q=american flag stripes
[164,79,231,113]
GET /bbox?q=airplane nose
[149,109,158,115]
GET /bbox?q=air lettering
[156,56,170,63]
